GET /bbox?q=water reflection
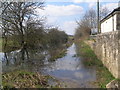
[42,44,96,87]
[1,43,97,88]
[2,48,46,72]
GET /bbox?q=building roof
[100,7,120,23]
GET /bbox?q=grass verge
[75,40,115,88]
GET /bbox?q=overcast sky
[36,0,119,35]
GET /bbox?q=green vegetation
[116,78,120,82]
[76,41,99,66]
[49,38,73,61]
[114,78,120,84]
[75,40,115,88]
[49,49,67,61]
[48,28,68,48]
[2,70,61,88]
[2,37,21,52]
[2,27,68,53]
[68,35,74,40]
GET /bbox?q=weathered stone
[106,80,119,89]
[89,31,120,79]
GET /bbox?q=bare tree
[75,8,97,39]
[84,8,97,29]
[1,2,44,50]
[100,6,110,20]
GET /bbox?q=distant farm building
[100,7,120,33]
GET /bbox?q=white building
[101,7,120,33]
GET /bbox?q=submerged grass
[75,40,115,88]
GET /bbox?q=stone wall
[90,31,120,78]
